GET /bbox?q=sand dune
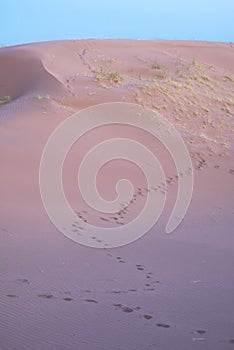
[0,45,65,100]
[0,39,234,350]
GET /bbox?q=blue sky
[1,0,234,46]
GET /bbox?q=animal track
[72,161,196,234]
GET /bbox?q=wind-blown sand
[0,39,234,350]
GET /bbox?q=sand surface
[0,39,234,349]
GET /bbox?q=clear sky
[1,0,234,46]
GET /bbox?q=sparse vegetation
[152,63,161,70]
[190,74,211,84]
[221,105,231,114]
[175,69,185,78]
[35,94,50,101]
[35,95,43,100]
[151,64,167,79]
[107,72,123,84]
[0,96,11,105]
[224,75,234,83]
[96,67,123,86]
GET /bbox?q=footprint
[229,339,234,344]
[113,303,122,307]
[17,278,30,285]
[121,306,134,313]
[38,294,55,299]
[136,264,144,271]
[1,227,14,235]
[113,304,134,313]
[63,297,73,301]
[195,330,206,335]
[166,176,174,185]
[143,314,153,320]
[134,306,141,311]
[100,217,109,222]
[6,294,18,298]
[156,323,170,328]
[85,299,98,304]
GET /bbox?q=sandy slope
[0,39,234,350]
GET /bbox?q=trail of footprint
[72,164,194,230]
[191,152,207,170]
[113,303,155,321]
[37,293,99,303]
[105,170,190,225]
[107,251,161,298]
